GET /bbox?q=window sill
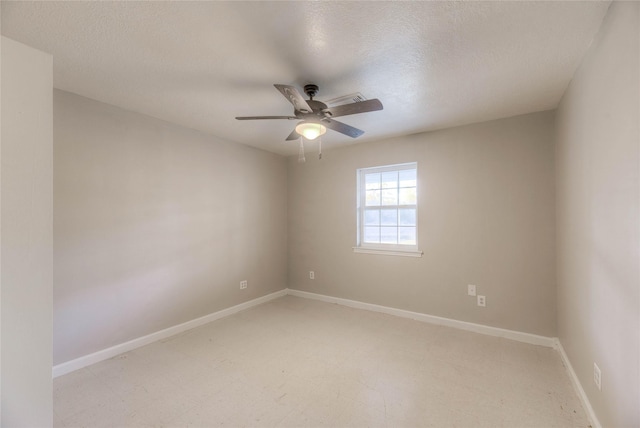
[352,247,423,258]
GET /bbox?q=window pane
[364,209,379,226]
[365,173,380,190]
[399,227,416,245]
[366,190,381,206]
[381,189,398,205]
[399,187,416,205]
[358,163,417,249]
[381,171,398,189]
[364,227,380,243]
[380,209,397,226]
[380,227,398,244]
[398,208,416,226]
[399,169,417,187]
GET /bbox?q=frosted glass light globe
[295,122,326,140]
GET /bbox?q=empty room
[1,1,638,427]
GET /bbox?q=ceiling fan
[235,84,383,141]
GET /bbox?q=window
[355,162,422,257]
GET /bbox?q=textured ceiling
[1,1,610,156]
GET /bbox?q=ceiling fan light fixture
[295,122,326,140]
[237,84,382,141]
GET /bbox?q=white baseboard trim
[53,287,558,378]
[52,289,287,378]
[54,286,599,427]
[286,288,557,348]
[555,340,601,428]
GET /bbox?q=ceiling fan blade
[235,116,297,120]
[274,84,313,113]
[285,129,300,141]
[324,99,383,118]
[323,118,365,138]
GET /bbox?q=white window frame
[354,162,423,257]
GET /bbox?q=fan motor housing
[295,93,329,121]
[301,100,328,114]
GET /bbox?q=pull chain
[298,137,306,163]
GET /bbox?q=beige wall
[1,37,53,427]
[53,90,287,365]
[556,2,639,427]
[288,111,556,337]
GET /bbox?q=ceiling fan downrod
[303,84,319,100]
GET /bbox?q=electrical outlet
[468,284,476,296]
[593,363,601,391]
[477,295,486,307]
[309,271,315,280]
[240,280,247,290]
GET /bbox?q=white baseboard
[556,340,602,428]
[52,289,287,378]
[286,288,557,348]
[288,289,602,426]
[53,286,599,427]
[52,286,555,377]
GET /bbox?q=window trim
[352,246,423,257]
[355,162,423,257]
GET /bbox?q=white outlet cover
[593,362,601,390]
[477,295,486,307]
[309,271,315,280]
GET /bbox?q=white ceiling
[1,1,610,156]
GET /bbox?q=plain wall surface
[288,111,556,337]
[1,36,54,427]
[54,90,288,365]
[555,2,639,427]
